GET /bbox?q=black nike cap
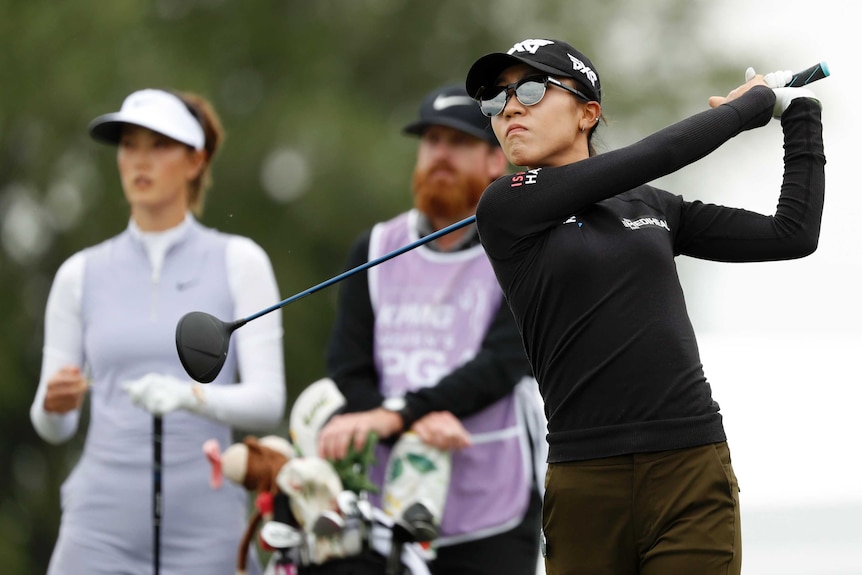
[403,84,500,146]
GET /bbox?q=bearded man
[313,85,546,575]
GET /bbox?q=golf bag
[205,378,451,575]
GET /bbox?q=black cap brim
[402,117,497,145]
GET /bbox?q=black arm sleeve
[674,98,825,261]
[401,299,531,422]
[325,231,533,421]
[325,231,383,413]
[477,86,777,261]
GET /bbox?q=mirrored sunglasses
[477,76,591,117]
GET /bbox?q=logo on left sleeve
[510,168,541,187]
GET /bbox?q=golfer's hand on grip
[748,66,820,117]
[708,71,769,108]
[123,373,204,416]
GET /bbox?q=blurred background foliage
[0,0,747,571]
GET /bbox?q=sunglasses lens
[479,92,506,116]
[479,88,508,117]
[478,78,549,116]
[515,81,547,106]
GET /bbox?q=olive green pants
[543,442,741,575]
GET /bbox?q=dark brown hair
[572,80,603,158]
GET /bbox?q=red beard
[412,162,488,220]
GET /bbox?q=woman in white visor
[30,89,286,575]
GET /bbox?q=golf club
[176,215,477,383]
[153,415,163,575]
[175,61,830,384]
[788,61,830,87]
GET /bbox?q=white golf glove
[746,66,819,118]
[746,66,793,88]
[123,373,204,416]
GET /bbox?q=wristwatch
[381,396,413,428]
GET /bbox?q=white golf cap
[88,89,205,150]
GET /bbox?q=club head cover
[276,456,344,529]
[289,378,346,457]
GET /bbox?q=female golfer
[30,89,285,574]
[465,38,824,575]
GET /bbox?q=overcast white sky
[667,0,862,512]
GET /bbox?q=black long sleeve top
[475,87,825,462]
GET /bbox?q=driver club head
[175,311,245,383]
[173,216,478,384]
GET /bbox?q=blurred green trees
[0,0,742,571]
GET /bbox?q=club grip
[787,62,830,87]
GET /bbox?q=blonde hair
[173,91,225,216]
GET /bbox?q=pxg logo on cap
[507,39,599,96]
[466,38,602,104]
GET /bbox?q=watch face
[382,397,407,412]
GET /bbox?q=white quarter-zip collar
[128,213,193,283]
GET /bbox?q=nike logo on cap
[433,94,475,110]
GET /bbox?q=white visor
[88,89,205,150]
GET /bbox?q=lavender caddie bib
[368,210,532,545]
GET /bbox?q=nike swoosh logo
[433,95,475,110]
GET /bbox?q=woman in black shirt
[465,38,825,575]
